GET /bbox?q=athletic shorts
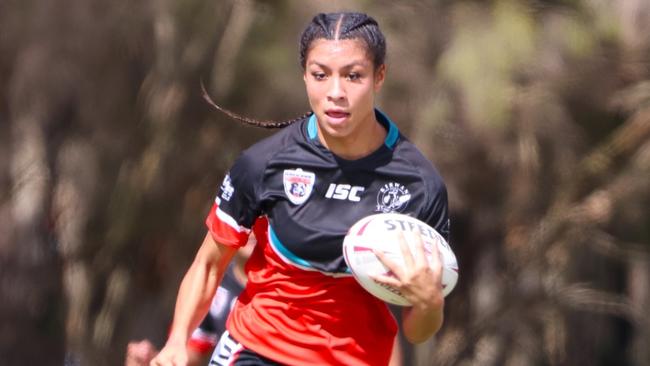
[209,331,283,366]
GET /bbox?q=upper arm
[195,232,238,272]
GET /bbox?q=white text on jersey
[324,183,364,202]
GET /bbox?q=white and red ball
[342,213,459,306]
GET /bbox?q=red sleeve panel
[205,202,249,248]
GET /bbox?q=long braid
[200,81,311,129]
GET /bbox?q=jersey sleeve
[205,152,262,248]
[420,179,450,243]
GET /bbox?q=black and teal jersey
[210,108,449,275]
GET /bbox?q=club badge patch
[283,168,316,205]
[376,182,411,213]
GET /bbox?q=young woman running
[151,11,450,366]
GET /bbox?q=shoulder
[237,118,307,169]
[394,137,446,193]
[230,118,308,177]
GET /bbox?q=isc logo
[325,183,364,202]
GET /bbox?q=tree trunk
[1,87,64,365]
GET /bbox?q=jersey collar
[307,108,399,150]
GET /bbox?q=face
[303,39,385,145]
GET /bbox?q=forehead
[305,39,371,66]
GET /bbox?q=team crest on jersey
[376,182,411,213]
[283,168,315,205]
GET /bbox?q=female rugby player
[151,12,449,366]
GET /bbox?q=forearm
[401,300,444,344]
[167,261,219,344]
[166,233,236,346]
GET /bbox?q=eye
[347,72,361,81]
[312,72,326,81]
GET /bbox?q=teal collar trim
[377,108,399,149]
[307,113,318,139]
[306,108,399,150]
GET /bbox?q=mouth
[324,110,350,124]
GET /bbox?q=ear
[374,64,386,92]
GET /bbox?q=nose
[326,77,345,101]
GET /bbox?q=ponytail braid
[200,81,311,129]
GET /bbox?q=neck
[318,111,386,160]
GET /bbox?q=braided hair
[299,12,386,70]
[201,82,310,129]
[204,12,387,129]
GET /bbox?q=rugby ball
[342,213,458,306]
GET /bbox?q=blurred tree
[0,0,648,365]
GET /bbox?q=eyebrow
[307,60,369,69]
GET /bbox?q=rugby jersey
[205,109,449,365]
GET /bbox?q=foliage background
[1,0,649,365]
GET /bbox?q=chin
[322,124,351,139]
